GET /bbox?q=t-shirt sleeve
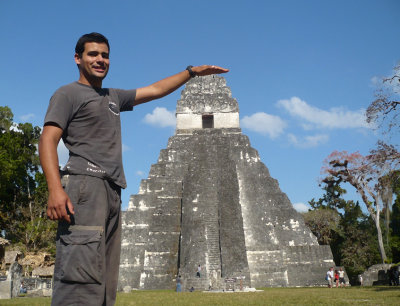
[114,89,137,112]
[44,91,74,130]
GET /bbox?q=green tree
[305,180,381,283]
[390,171,400,262]
[0,106,55,253]
[303,208,341,245]
[339,215,381,280]
[338,202,381,280]
[322,147,400,263]
[0,106,13,131]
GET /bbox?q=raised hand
[192,65,229,76]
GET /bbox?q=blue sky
[2,0,399,211]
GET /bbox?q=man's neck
[78,75,102,88]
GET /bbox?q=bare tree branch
[366,63,400,134]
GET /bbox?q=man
[326,267,334,288]
[39,32,228,306]
[338,267,346,287]
[176,275,182,292]
[358,274,363,286]
[196,264,201,278]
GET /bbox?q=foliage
[0,105,13,131]
[366,63,400,134]
[321,145,400,263]
[339,213,381,279]
[390,175,400,263]
[303,208,342,245]
[309,180,349,211]
[305,182,382,282]
[0,106,55,254]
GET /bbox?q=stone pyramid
[118,75,335,291]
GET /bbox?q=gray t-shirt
[44,82,136,188]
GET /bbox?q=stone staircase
[182,276,210,291]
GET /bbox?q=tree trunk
[28,179,34,222]
[365,196,387,263]
[381,183,393,248]
[385,207,390,248]
[359,183,388,263]
[374,210,387,263]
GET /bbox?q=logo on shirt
[108,101,119,116]
[87,162,106,174]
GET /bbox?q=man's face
[75,42,110,85]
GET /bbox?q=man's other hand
[47,189,75,223]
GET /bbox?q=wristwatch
[186,65,196,78]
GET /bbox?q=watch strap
[186,65,196,78]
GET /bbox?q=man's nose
[96,55,105,62]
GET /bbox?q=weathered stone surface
[360,264,392,286]
[4,251,21,265]
[7,262,22,298]
[0,280,11,299]
[32,265,54,277]
[176,76,238,114]
[119,75,335,291]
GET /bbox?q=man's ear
[74,53,81,66]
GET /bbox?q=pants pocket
[59,229,103,284]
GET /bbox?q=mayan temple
[118,75,335,291]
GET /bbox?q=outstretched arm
[39,124,74,223]
[134,65,229,105]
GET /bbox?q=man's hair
[75,32,110,57]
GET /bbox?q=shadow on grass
[370,286,400,292]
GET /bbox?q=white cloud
[277,97,369,129]
[122,144,130,152]
[136,170,145,176]
[288,133,329,148]
[57,139,69,166]
[241,112,287,139]
[143,107,176,128]
[370,76,380,86]
[293,202,310,213]
[300,123,314,131]
[371,68,400,92]
[20,113,35,122]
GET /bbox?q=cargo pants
[51,174,122,306]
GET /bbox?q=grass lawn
[1,287,399,305]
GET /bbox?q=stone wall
[360,264,392,286]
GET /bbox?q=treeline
[303,63,400,283]
[0,106,56,255]
[303,178,400,283]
